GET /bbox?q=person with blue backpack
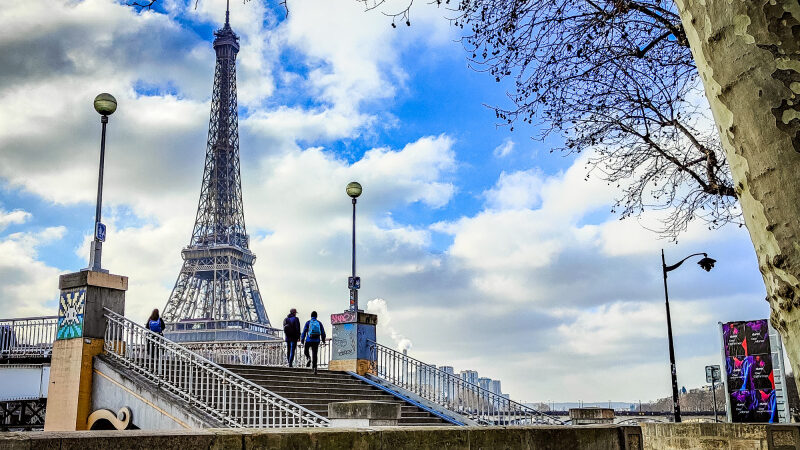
[145,309,165,360]
[301,311,326,374]
[146,309,165,335]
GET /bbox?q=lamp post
[346,181,362,311]
[87,93,117,273]
[661,249,716,423]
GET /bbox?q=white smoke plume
[366,298,413,351]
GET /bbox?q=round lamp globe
[94,93,117,116]
[346,181,362,199]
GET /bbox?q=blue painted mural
[57,288,86,340]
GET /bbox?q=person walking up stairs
[301,311,326,374]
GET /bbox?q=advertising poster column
[720,319,789,423]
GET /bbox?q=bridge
[0,307,563,431]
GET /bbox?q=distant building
[490,379,502,395]
[440,366,456,401]
[460,370,479,386]
[419,364,437,387]
[478,377,491,391]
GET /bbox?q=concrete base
[640,422,796,450]
[330,311,377,376]
[44,270,127,432]
[569,408,615,425]
[44,338,104,431]
[0,425,644,449]
[328,401,401,428]
[328,359,373,375]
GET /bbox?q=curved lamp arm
[664,252,708,272]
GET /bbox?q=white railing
[180,340,331,369]
[102,309,329,428]
[368,341,564,426]
[0,316,57,359]
[165,319,284,340]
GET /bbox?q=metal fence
[165,319,283,342]
[0,316,57,359]
[180,340,331,369]
[103,308,329,428]
[367,340,564,426]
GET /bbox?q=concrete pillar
[329,310,377,376]
[569,408,615,425]
[44,270,127,431]
[328,401,400,427]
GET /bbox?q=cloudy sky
[0,0,773,404]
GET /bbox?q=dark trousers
[286,341,298,367]
[304,341,319,371]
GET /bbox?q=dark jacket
[146,318,165,335]
[301,318,326,344]
[283,314,301,342]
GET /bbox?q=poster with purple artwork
[721,319,777,423]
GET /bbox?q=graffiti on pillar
[331,311,357,325]
[333,323,357,358]
[57,288,86,340]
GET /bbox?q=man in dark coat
[283,308,301,367]
[301,311,326,374]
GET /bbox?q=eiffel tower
[163,3,270,327]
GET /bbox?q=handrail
[102,308,329,428]
[179,340,331,369]
[0,316,58,359]
[367,340,564,426]
[165,319,282,337]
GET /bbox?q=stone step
[285,397,405,405]
[264,389,395,399]
[225,371,356,383]
[238,375,368,387]
[221,365,345,376]
[258,383,385,393]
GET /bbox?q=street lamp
[661,249,716,423]
[87,93,117,273]
[346,181,362,311]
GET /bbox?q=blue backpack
[308,319,321,338]
[148,319,163,333]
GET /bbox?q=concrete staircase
[221,364,451,426]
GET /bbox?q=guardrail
[103,309,329,428]
[180,340,330,369]
[0,316,57,359]
[367,340,564,426]
[165,319,283,341]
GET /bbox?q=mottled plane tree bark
[675,0,800,379]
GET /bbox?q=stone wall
[0,425,642,450]
[641,422,800,450]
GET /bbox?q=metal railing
[103,309,329,428]
[367,341,564,426]
[180,340,331,369]
[165,319,283,342]
[0,316,58,359]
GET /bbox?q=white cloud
[0,226,66,317]
[483,169,544,210]
[366,298,412,351]
[493,138,515,158]
[0,209,31,232]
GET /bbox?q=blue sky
[0,0,771,404]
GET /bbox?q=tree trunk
[675,0,800,387]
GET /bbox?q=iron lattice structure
[163,10,269,325]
